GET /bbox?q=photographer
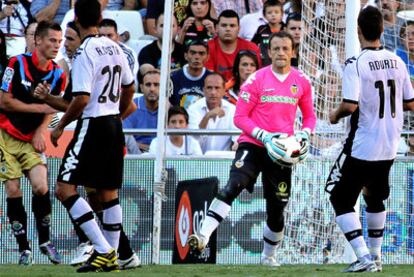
[0,0,32,37]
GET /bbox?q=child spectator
[251,0,284,66]
[149,106,203,155]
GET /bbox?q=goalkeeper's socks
[32,191,52,245]
[199,198,231,240]
[366,211,386,258]
[262,225,283,257]
[7,197,31,252]
[102,199,122,250]
[336,212,370,258]
[62,194,112,254]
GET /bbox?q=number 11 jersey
[342,46,414,161]
[72,35,134,119]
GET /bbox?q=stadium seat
[6,37,26,57]
[126,37,156,57]
[60,10,145,41]
[105,10,145,41]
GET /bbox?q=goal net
[283,0,414,264]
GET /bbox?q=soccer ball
[271,135,301,166]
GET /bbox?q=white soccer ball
[271,135,301,166]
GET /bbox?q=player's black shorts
[57,115,125,189]
[230,142,292,204]
[325,151,394,201]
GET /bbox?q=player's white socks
[336,212,370,259]
[199,198,231,243]
[69,197,112,254]
[102,199,122,250]
[262,224,283,257]
[366,211,386,258]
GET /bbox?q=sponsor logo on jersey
[290,84,298,95]
[175,191,193,260]
[21,80,31,88]
[261,95,298,105]
[240,90,250,103]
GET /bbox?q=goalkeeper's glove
[252,128,288,163]
[294,128,311,162]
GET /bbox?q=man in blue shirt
[124,70,159,153]
[170,40,211,109]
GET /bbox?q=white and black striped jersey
[342,46,414,161]
[72,35,134,119]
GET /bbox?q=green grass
[0,265,413,277]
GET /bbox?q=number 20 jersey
[71,35,134,119]
[342,47,414,161]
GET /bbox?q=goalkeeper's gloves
[252,128,288,163]
[294,128,311,162]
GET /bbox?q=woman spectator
[177,0,216,45]
[224,50,259,105]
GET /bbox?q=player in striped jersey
[327,6,414,273]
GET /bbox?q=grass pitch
[0,264,413,277]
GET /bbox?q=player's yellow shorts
[0,129,46,181]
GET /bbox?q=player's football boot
[187,233,207,251]
[372,255,382,272]
[118,253,141,270]
[77,248,119,273]
[39,241,62,264]
[18,250,33,266]
[260,254,281,267]
[70,242,94,266]
[342,259,378,272]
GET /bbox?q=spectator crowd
[1,0,414,156]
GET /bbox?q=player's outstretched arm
[33,81,70,112]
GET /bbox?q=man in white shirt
[188,73,238,153]
[149,106,202,156]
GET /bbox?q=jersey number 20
[98,65,122,103]
[375,79,396,119]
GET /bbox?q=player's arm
[329,57,359,124]
[0,90,53,113]
[33,81,70,112]
[404,100,414,111]
[32,113,54,153]
[51,94,89,147]
[329,100,358,124]
[120,83,136,119]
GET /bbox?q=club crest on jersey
[240,90,250,103]
[290,84,298,95]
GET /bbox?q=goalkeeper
[188,31,316,267]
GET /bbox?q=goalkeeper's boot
[342,256,378,273]
[187,233,207,251]
[18,250,32,266]
[40,241,62,264]
[70,242,94,266]
[372,255,382,272]
[260,254,280,267]
[77,248,119,273]
[118,253,141,270]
